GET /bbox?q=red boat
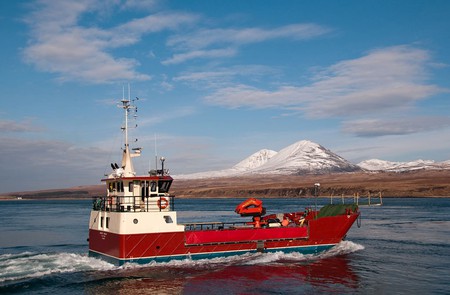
[88,95,361,265]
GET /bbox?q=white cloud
[302,45,443,117]
[204,45,445,117]
[138,106,197,127]
[174,65,279,86]
[112,12,200,47]
[167,23,331,50]
[205,84,304,108]
[342,116,450,137]
[164,23,331,64]
[0,119,43,133]
[337,128,450,163]
[162,47,237,65]
[22,0,198,83]
[121,0,159,11]
[159,74,174,91]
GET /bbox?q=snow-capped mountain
[233,149,278,171]
[174,149,277,179]
[250,140,361,175]
[175,140,361,179]
[174,140,450,179]
[357,159,403,171]
[358,159,450,172]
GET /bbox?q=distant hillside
[172,170,450,198]
[0,185,104,200]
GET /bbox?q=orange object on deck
[235,198,266,217]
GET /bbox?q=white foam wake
[0,252,114,283]
[241,241,364,265]
[319,240,365,258]
[0,241,364,283]
[122,240,364,269]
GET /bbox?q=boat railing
[92,195,175,212]
[329,192,383,206]
[184,221,252,231]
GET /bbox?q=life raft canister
[157,197,169,209]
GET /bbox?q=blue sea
[1,197,449,294]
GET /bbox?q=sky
[1,0,450,193]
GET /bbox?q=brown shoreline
[171,170,450,198]
[2,170,450,200]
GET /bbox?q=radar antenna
[116,84,142,177]
[119,84,139,149]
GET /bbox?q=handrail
[329,191,383,206]
[183,221,251,231]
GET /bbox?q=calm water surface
[1,198,449,294]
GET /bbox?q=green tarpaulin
[317,204,358,218]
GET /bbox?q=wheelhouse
[93,174,174,213]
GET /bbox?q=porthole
[133,218,138,224]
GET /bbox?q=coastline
[1,195,449,202]
[2,170,450,200]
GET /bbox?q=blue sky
[1,0,450,193]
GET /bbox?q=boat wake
[120,240,364,270]
[0,241,364,287]
[322,240,365,256]
[0,252,114,284]
[242,240,364,265]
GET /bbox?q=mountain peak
[233,149,277,170]
[251,140,362,174]
[280,140,328,157]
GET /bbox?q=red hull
[89,212,359,264]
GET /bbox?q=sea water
[0,198,449,294]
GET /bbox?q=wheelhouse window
[117,181,124,192]
[108,182,115,192]
[158,180,172,193]
[141,181,149,197]
[109,181,124,192]
[150,181,157,192]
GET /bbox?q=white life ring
[157,198,169,209]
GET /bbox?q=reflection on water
[183,255,359,294]
[82,253,359,295]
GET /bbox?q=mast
[117,84,140,177]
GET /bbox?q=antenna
[314,183,320,215]
[154,133,158,170]
[116,84,141,177]
[118,84,139,149]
